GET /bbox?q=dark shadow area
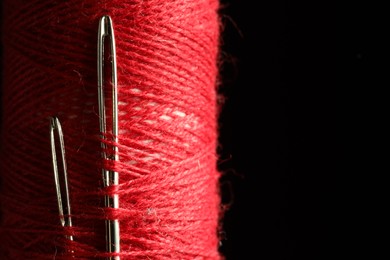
[0,0,3,226]
[0,0,3,128]
[217,1,370,259]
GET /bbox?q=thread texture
[0,0,221,259]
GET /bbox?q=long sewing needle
[97,15,120,259]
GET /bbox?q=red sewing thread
[0,0,222,259]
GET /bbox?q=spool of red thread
[0,0,222,259]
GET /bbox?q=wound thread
[0,0,222,259]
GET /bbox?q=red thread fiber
[0,0,222,259]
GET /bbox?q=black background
[217,1,374,259]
